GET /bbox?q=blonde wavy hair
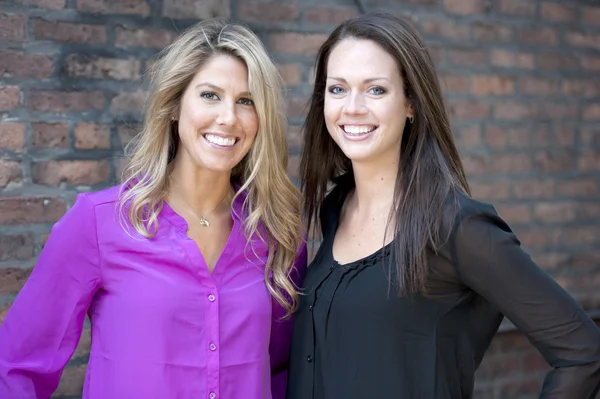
[118,19,303,315]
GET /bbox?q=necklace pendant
[198,216,210,227]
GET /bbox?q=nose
[342,92,368,115]
[216,101,237,127]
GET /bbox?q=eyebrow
[195,82,252,97]
[327,77,391,84]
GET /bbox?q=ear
[406,102,415,119]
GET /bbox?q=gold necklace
[171,177,230,228]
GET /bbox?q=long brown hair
[301,12,470,296]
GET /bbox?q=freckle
[381,177,384,181]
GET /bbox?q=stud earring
[408,115,414,124]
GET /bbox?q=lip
[201,132,239,151]
[339,124,378,142]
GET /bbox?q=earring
[408,115,414,124]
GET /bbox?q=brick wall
[0,0,599,397]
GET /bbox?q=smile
[202,133,238,148]
[340,124,378,141]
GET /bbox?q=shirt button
[309,305,313,311]
[307,355,313,363]
[209,393,216,399]
[208,294,216,302]
[209,343,217,351]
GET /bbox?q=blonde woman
[0,20,306,399]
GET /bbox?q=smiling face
[175,53,258,174]
[324,38,413,166]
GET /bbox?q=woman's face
[175,54,259,174]
[324,38,413,166]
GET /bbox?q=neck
[350,159,399,214]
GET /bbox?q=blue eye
[328,86,345,94]
[369,86,386,95]
[200,91,219,100]
[238,98,254,106]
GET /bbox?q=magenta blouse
[0,185,307,399]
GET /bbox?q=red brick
[500,379,543,398]
[496,0,536,16]
[461,154,487,175]
[457,124,481,149]
[31,122,69,149]
[560,226,600,246]
[114,157,128,183]
[28,91,105,113]
[447,48,486,67]
[287,154,300,180]
[580,127,600,147]
[471,75,514,96]
[514,228,550,248]
[115,26,178,48]
[579,150,600,171]
[555,178,598,198]
[512,180,554,199]
[439,73,470,94]
[447,99,490,120]
[583,104,600,121]
[496,203,532,223]
[555,125,575,146]
[0,13,25,42]
[268,33,327,56]
[0,51,54,78]
[32,160,110,186]
[117,124,140,148]
[518,27,558,46]
[541,2,577,22]
[443,0,485,15]
[64,54,141,80]
[484,125,507,149]
[579,203,600,219]
[77,0,150,16]
[518,77,557,96]
[304,6,357,26]
[530,126,552,148]
[494,102,538,121]
[0,196,67,225]
[0,235,34,262]
[583,56,600,71]
[427,44,445,66]
[0,268,33,294]
[75,123,111,149]
[419,17,470,41]
[286,125,303,149]
[0,123,26,153]
[473,22,513,43]
[537,53,580,70]
[0,86,20,110]
[506,127,530,148]
[582,6,600,25]
[162,0,229,19]
[566,32,600,50]
[277,63,302,86]
[32,19,106,44]
[490,154,532,174]
[111,91,147,113]
[539,102,579,121]
[562,79,600,98]
[54,364,87,397]
[534,202,577,223]
[286,97,309,119]
[22,0,66,8]
[490,49,534,69]
[470,180,511,201]
[478,354,521,379]
[238,0,299,24]
[531,252,570,271]
[0,159,22,187]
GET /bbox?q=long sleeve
[451,201,600,398]
[0,194,102,398]
[270,242,307,399]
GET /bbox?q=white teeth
[205,134,236,146]
[343,125,376,134]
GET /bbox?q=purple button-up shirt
[0,185,307,399]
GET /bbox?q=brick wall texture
[1,0,599,397]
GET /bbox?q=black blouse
[287,177,600,399]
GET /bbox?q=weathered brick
[535,150,575,173]
[0,13,25,42]
[461,154,487,175]
[494,102,538,121]
[447,99,490,119]
[495,204,532,224]
[555,178,598,198]
[268,33,328,56]
[539,103,579,121]
[582,6,600,25]
[63,54,141,80]
[75,123,111,149]
[77,0,150,16]
[490,154,532,174]
[0,268,33,295]
[162,0,229,19]
[583,56,600,71]
[238,0,299,24]
[470,180,511,201]
[538,53,580,70]
[32,19,106,44]
[115,26,178,48]
[440,73,470,93]
[0,159,22,187]
[22,0,66,8]
[419,17,470,41]
[0,123,26,153]
[471,75,514,96]
[541,2,577,22]
[534,202,577,223]
[484,125,507,149]
[28,91,105,113]
[111,91,147,113]
[555,125,576,146]
[31,122,69,149]
[54,364,87,397]
[287,154,300,180]
[286,125,302,149]
[117,124,140,148]
[0,86,20,110]
[0,51,54,78]
[286,97,309,119]
[32,160,110,186]
[0,197,67,225]
[456,124,481,149]
[0,235,34,262]
[277,63,302,86]
[583,104,600,121]
[513,180,554,199]
[447,48,486,67]
[560,226,600,246]
[579,150,600,171]
[566,32,600,51]
[473,22,513,43]
[496,0,536,16]
[518,77,557,96]
[443,0,485,15]
[518,27,558,46]
[490,49,534,69]
[304,6,357,26]
[580,127,600,147]
[562,79,600,98]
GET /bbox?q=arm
[269,242,308,399]
[451,203,600,398]
[0,194,102,398]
